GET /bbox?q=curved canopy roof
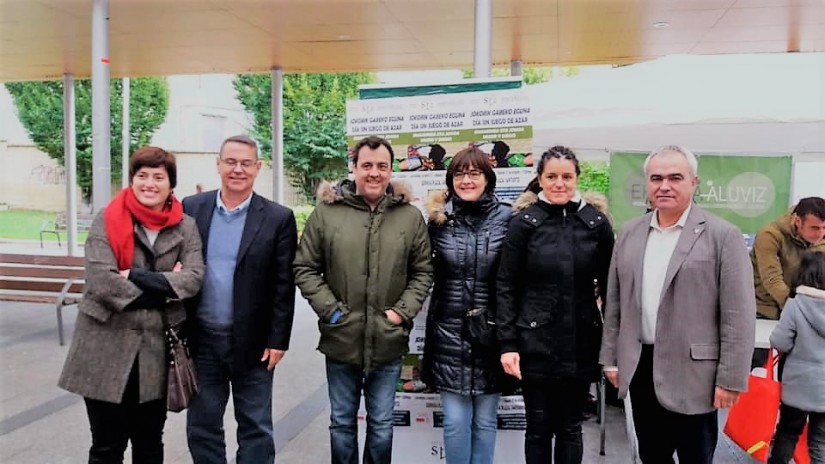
[2,0,824,82]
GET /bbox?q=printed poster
[346,85,537,211]
[348,81,531,463]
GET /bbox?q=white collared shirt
[640,204,692,344]
[216,191,252,217]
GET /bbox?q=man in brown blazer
[599,145,755,463]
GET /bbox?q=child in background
[769,250,825,463]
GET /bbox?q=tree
[5,78,169,201]
[579,161,610,196]
[233,72,374,204]
[463,66,580,84]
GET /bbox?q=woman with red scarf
[59,147,204,464]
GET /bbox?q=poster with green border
[609,152,792,234]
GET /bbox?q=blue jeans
[186,329,275,464]
[326,358,402,464]
[440,391,500,464]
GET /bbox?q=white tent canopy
[528,53,825,161]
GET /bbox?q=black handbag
[463,308,497,350]
[461,225,498,351]
[164,320,199,413]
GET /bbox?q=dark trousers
[84,361,167,464]
[630,345,718,464]
[186,329,275,464]
[521,376,591,464]
[769,403,825,464]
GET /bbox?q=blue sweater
[198,202,248,331]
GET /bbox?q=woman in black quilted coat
[497,146,615,464]
[422,146,512,464]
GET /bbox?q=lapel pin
[694,228,701,234]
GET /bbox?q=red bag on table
[723,349,811,462]
[723,349,780,461]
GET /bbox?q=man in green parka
[294,135,433,464]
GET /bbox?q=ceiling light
[653,21,670,29]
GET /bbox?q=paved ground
[0,241,761,463]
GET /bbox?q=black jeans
[521,376,590,464]
[769,403,825,464]
[84,361,167,464]
[630,345,718,464]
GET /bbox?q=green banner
[609,152,792,233]
[347,126,532,146]
[358,80,522,99]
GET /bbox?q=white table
[754,319,778,349]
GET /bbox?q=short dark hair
[220,135,259,159]
[793,197,825,221]
[129,147,177,189]
[537,145,580,176]
[352,136,395,165]
[446,146,497,197]
[791,250,825,295]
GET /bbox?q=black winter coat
[497,192,615,382]
[422,192,512,395]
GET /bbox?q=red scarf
[104,188,184,270]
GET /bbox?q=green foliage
[5,78,169,201]
[579,161,610,196]
[290,204,314,236]
[462,66,580,85]
[233,72,374,204]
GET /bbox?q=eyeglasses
[220,158,257,169]
[456,170,483,180]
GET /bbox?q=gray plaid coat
[58,211,204,403]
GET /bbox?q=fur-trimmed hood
[513,190,612,224]
[426,190,450,225]
[425,190,509,226]
[316,179,414,206]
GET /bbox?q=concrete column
[510,59,523,77]
[91,0,111,212]
[271,67,285,204]
[122,77,130,187]
[473,0,492,78]
[63,74,78,256]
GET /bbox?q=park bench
[0,253,84,345]
[39,212,94,248]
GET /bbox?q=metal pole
[510,59,523,77]
[473,0,492,78]
[63,74,78,256]
[271,67,285,204]
[91,0,111,212]
[122,77,130,188]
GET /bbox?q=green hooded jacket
[294,179,434,370]
[751,211,825,319]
